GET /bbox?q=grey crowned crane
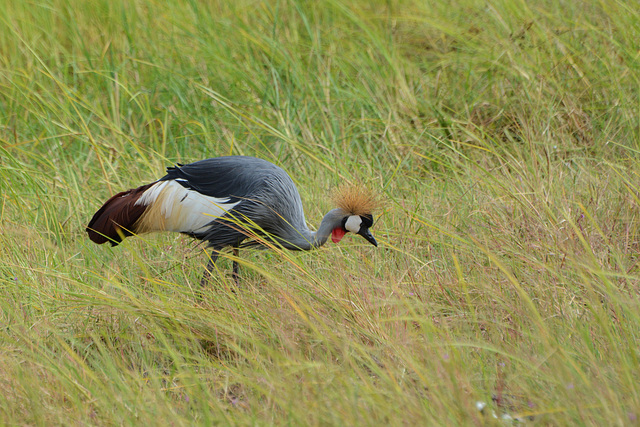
[86,156,379,284]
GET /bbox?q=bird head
[330,213,377,246]
[330,183,380,247]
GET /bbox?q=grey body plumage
[86,156,378,284]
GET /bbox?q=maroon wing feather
[86,183,154,246]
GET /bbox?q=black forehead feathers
[360,214,374,228]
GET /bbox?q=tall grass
[1,0,639,424]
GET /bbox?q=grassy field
[1,0,639,424]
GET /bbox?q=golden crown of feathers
[332,183,381,216]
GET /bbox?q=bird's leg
[200,249,219,287]
[232,247,240,286]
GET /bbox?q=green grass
[1,0,639,424]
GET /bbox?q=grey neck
[289,208,345,251]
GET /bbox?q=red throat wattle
[331,227,346,243]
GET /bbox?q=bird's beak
[358,228,378,247]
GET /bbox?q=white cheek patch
[345,215,362,233]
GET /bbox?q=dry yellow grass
[1,0,639,425]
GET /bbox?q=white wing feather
[135,180,239,233]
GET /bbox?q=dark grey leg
[200,250,219,286]
[232,248,240,286]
